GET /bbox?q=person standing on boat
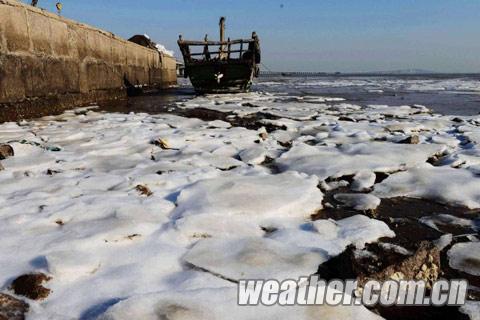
[244,32,261,63]
[203,34,211,61]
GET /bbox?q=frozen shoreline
[1,78,480,319]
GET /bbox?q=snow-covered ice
[448,242,480,276]
[334,193,381,211]
[374,164,480,208]
[276,142,443,180]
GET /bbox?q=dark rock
[46,169,61,176]
[319,241,441,289]
[398,135,420,144]
[0,144,14,160]
[259,132,268,140]
[0,293,29,320]
[11,273,51,300]
[150,138,170,149]
[338,116,357,122]
[135,184,153,197]
[358,241,440,288]
[278,140,292,148]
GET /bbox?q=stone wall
[0,0,177,121]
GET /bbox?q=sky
[25,0,480,73]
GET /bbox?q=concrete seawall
[0,0,177,122]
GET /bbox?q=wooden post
[219,17,226,59]
[227,37,231,60]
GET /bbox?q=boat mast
[219,17,227,59]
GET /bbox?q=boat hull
[185,61,256,94]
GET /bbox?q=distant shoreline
[259,72,480,78]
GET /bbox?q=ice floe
[172,171,323,225]
[419,214,479,232]
[334,193,381,211]
[448,242,480,276]
[374,164,480,208]
[276,142,443,180]
[269,215,394,255]
[183,236,326,281]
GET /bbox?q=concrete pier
[0,0,177,122]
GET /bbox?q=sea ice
[172,171,323,223]
[351,170,377,191]
[269,215,394,255]
[374,164,480,208]
[183,236,327,281]
[334,193,381,211]
[276,142,443,180]
[419,214,478,232]
[448,242,480,276]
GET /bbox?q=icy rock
[172,172,323,223]
[99,287,383,320]
[374,164,480,209]
[323,180,349,191]
[183,237,327,281]
[351,170,376,191]
[448,242,480,276]
[238,146,266,165]
[334,193,381,211]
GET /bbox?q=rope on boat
[260,62,274,72]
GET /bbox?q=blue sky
[27,0,480,72]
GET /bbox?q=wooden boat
[178,17,260,94]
